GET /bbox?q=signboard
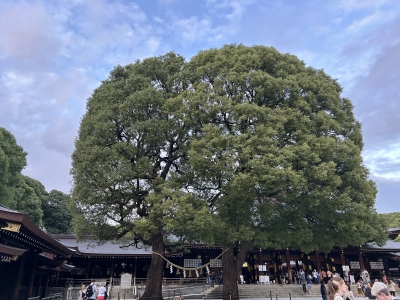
[258,265,266,271]
[342,265,350,271]
[120,273,132,289]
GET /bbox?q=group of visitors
[321,276,399,300]
[209,271,223,287]
[292,268,334,285]
[78,279,108,300]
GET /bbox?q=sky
[0,0,399,213]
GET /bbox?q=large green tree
[0,127,27,208]
[71,53,211,300]
[170,45,386,300]
[71,45,386,300]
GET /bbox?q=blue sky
[0,0,399,213]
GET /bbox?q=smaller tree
[42,190,73,233]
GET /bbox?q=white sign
[342,265,350,271]
[258,265,266,271]
[121,273,132,289]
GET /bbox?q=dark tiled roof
[0,204,17,213]
[362,240,400,252]
[56,235,153,256]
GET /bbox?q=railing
[28,292,63,300]
[112,277,207,287]
[52,277,112,287]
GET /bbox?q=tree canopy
[0,127,27,209]
[42,190,73,234]
[71,53,211,300]
[71,45,386,300]
[0,127,73,229]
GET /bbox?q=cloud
[373,177,400,213]
[0,1,64,72]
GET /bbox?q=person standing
[371,282,400,300]
[357,280,364,297]
[327,270,333,282]
[313,269,320,284]
[96,282,107,300]
[388,280,396,296]
[86,279,97,300]
[299,269,307,294]
[327,277,348,300]
[321,281,328,300]
[78,284,87,300]
[365,282,377,300]
[322,269,327,283]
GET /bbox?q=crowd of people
[272,268,400,299]
[77,279,108,300]
[323,276,399,300]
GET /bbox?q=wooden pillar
[340,250,346,266]
[110,258,115,279]
[382,257,389,278]
[286,249,292,283]
[259,248,262,281]
[26,257,37,298]
[11,253,27,300]
[133,258,137,278]
[359,251,365,270]
[86,259,91,279]
[37,271,44,298]
[43,273,50,297]
[315,250,321,273]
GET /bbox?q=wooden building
[1,204,399,300]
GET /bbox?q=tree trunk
[235,247,250,283]
[222,248,239,300]
[141,233,165,300]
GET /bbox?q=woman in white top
[328,277,349,300]
[78,284,87,300]
[96,282,107,300]
[388,280,396,296]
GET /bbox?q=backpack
[86,284,94,298]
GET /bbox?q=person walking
[210,272,216,288]
[299,269,307,294]
[307,274,312,294]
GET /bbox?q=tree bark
[141,233,165,300]
[222,248,239,300]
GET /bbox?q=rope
[153,248,229,271]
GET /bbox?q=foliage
[71,45,386,300]
[16,176,44,225]
[42,190,73,234]
[174,44,386,252]
[0,127,27,209]
[383,212,400,242]
[384,212,400,228]
[71,52,210,242]
[70,53,212,299]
